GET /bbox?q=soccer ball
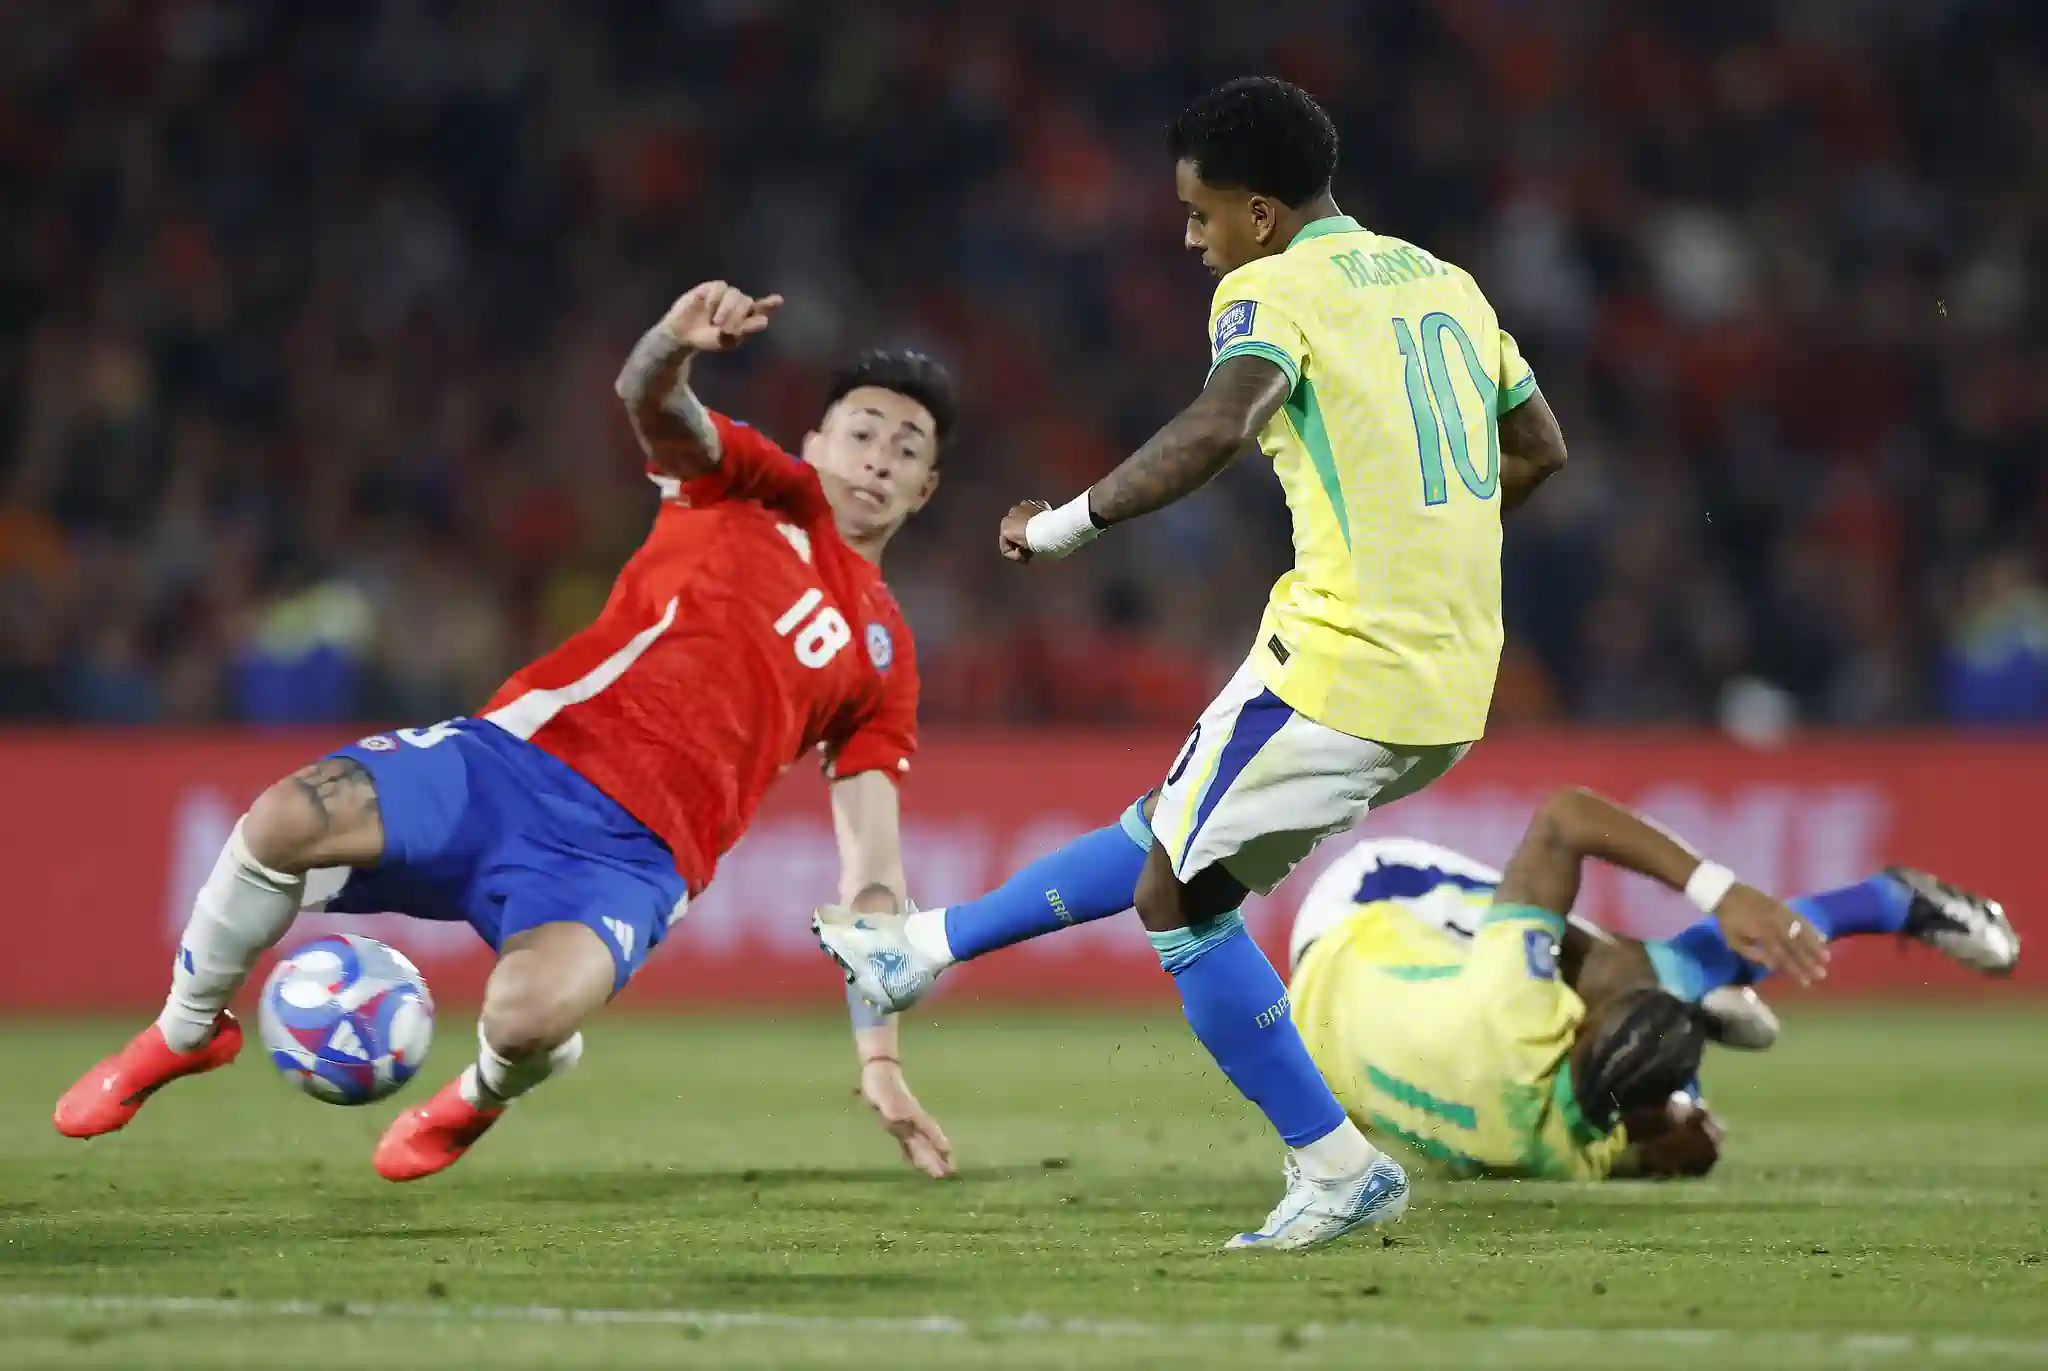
[258,934,435,1105]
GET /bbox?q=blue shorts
[321,719,687,993]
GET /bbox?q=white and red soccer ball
[258,934,434,1105]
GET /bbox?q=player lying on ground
[824,786,2014,1182]
[1284,790,2018,1179]
[57,282,959,1181]
[823,76,1566,1250]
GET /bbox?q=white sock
[459,1026,584,1108]
[902,907,956,968]
[1291,1118,1380,1182]
[157,819,304,1052]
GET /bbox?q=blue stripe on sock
[1186,689,1293,847]
[1148,911,1247,975]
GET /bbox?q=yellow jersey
[1288,898,1627,1181]
[1207,216,1538,745]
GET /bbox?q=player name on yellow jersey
[1207,216,1537,745]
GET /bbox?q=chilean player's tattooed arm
[830,771,956,1179]
[615,281,784,479]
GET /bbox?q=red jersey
[481,412,918,894]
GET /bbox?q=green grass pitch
[3,1007,2045,1369]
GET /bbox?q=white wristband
[1685,860,1738,914]
[1023,492,1102,560]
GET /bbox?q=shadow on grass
[490,1164,1126,1205]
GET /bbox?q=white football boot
[1699,985,1781,1050]
[811,905,945,1013]
[1889,867,2021,973]
[1226,1151,1411,1252]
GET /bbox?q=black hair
[1167,76,1339,208]
[1573,988,1707,1130]
[825,349,958,446]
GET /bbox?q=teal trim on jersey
[1498,372,1539,415]
[1118,796,1156,852]
[1366,1065,1477,1130]
[1553,1063,1608,1146]
[1482,902,1567,940]
[1288,214,1364,248]
[1377,962,1464,982]
[1209,340,1301,391]
[1368,1111,1483,1176]
[1284,378,1350,551]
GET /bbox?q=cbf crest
[865,622,894,672]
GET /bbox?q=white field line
[3,1293,2046,1362]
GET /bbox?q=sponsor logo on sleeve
[1213,300,1257,353]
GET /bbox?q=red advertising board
[0,730,2038,1010]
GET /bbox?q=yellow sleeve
[1497,328,1538,414]
[1208,282,1309,391]
[1465,903,1576,1052]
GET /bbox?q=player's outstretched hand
[1715,884,1830,986]
[999,500,1050,563]
[859,1059,955,1179]
[656,281,785,354]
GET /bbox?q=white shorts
[1149,659,1471,898]
[1288,837,1502,971]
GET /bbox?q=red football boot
[373,1078,504,1181]
[53,1013,244,1139]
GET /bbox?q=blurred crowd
[2,0,2044,730]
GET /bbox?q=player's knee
[243,758,385,872]
[481,949,607,1061]
[479,987,577,1063]
[1134,854,1182,932]
[241,781,328,874]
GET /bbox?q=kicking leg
[374,921,613,1182]
[816,796,1152,1011]
[54,758,385,1138]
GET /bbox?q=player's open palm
[1716,884,1830,986]
[860,1061,955,1179]
[657,280,785,354]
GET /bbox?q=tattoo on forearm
[288,757,379,835]
[616,327,717,467]
[1087,356,1291,527]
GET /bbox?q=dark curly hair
[1573,987,1707,1131]
[1167,76,1339,208]
[825,349,959,446]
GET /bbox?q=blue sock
[942,799,1150,961]
[1150,913,1346,1148]
[1790,875,1912,940]
[1647,873,1913,999]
